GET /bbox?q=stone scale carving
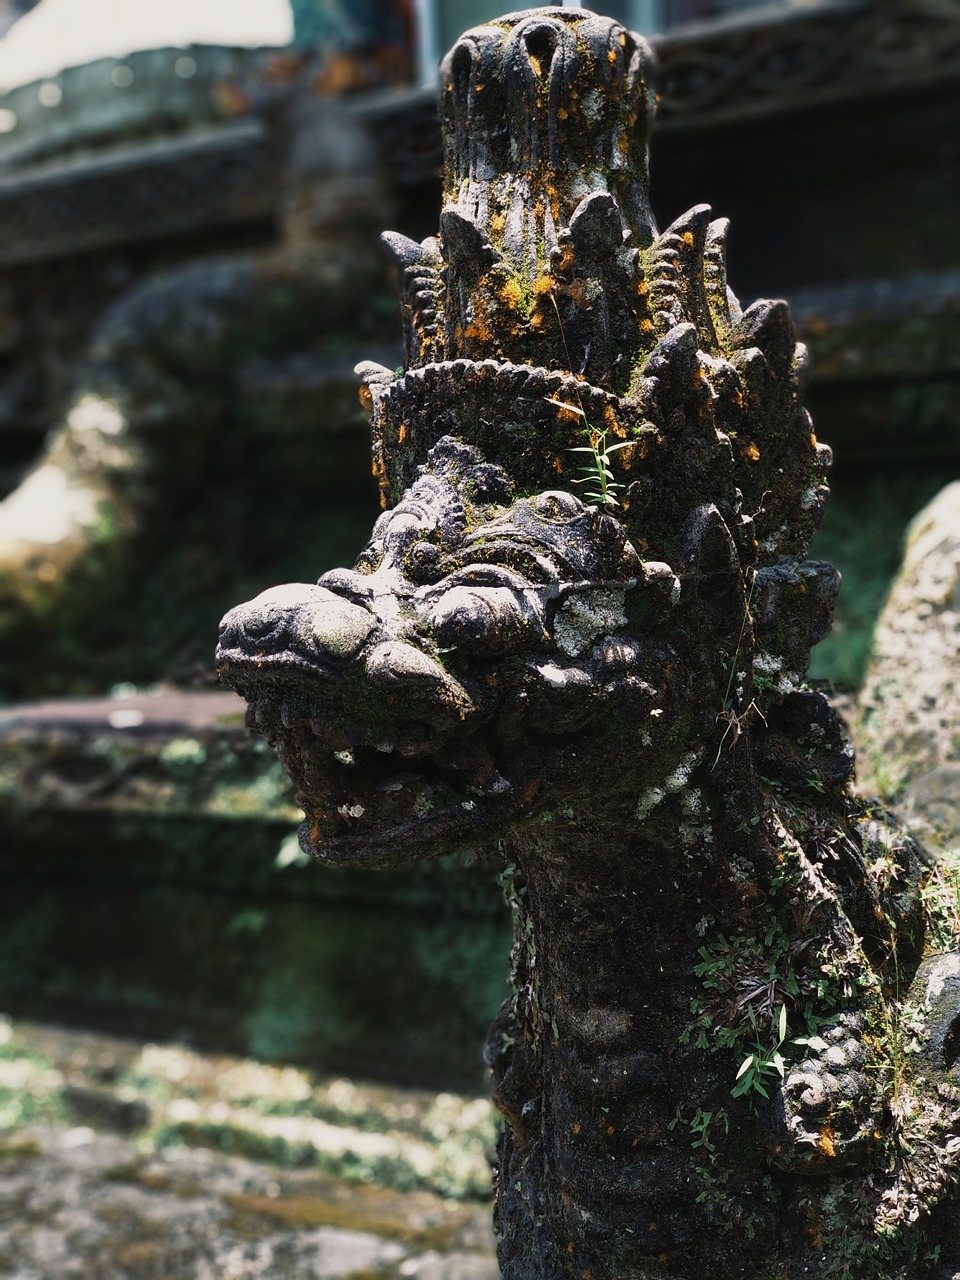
[218,9,960,1276]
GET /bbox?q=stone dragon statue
[217,9,960,1277]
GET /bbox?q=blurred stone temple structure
[218,7,960,1278]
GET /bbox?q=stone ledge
[0,118,275,265]
[0,691,511,1089]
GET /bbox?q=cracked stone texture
[858,481,960,847]
[0,1017,499,1280]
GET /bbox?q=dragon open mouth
[233,678,516,868]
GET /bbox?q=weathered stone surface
[858,481,960,847]
[218,9,960,1279]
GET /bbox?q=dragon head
[217,435,700,866]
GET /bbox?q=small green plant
[690,1107,729,1151]
[547,284,631,511]
[920,847,960,952]
[667,1106,729,1153]
[732,1003,788,1100]
[566,424,632,509]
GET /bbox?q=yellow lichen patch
[809,431,818,447]
[532,275,556,299]
[561,278,588,308]
[398,423,408,444]
[529,54,542,77]
[601,403,624,436]
[557,107,568,120]
[617,132,629,157]
[500,278,525,309]
[818,1125,836,1158]
[358,385,373,412]
[639,318,654,335]
[554,242,576,274]
[607,49,617,65]
[741,441,761,462]
[549,400,583,425]
[489,211,506,236]
[682,231,695,247]
[464,301,496,347]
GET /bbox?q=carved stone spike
[218,9,960,1278]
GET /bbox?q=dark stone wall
[650,79,960,299]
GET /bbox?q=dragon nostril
[242,611,277,639]
[367,641,449,689]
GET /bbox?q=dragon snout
[217,583,376,664]
[217,583,475,729]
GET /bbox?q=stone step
[0,1014,499,1280]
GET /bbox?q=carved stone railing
[218,9,960,1277]
[654,0,960,129]
[0,118,275,266]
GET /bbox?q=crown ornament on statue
[360,10,828,604]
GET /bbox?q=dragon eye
[430,585,539,655]
[411,541,440,566]
[407,540,442,581]
[354,548,381,575]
